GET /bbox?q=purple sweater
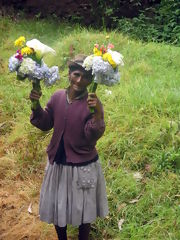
[30,89,105,164]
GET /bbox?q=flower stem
[89,81,98,93]
[89,82,98,113]
[31,79,41,110]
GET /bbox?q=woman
[30,54,108,240]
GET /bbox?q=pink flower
[15,52,23,61]
[94,43,99,48]
[107,43,114,49]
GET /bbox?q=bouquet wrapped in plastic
[82,42,124,112]
[8,36,60,109]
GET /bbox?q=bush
[117,0,180,45]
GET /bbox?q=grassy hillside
[0,16,180,239]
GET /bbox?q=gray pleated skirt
[39,160,108,227]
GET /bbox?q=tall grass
[0,16,180,239]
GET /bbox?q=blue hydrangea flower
[92,56,120,86]
[11,57,60,85]
[8,55,21,72]
[44,66,60,86]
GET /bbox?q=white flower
[26,39,56,58]
[118,219,125,231]
[105,89,112,95]
[82,55,94,71]
[18,58,36,76]
[107,49,124,66]
[133,172,143,181]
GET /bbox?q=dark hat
[68,54,87,69]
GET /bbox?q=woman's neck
[68,87,87,101]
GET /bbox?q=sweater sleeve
[84,104,105,142]
[30,96,54,131]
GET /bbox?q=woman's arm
[30,90,54,131]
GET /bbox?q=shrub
[117,0,180,44]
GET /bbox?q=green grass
[0,16,180,239]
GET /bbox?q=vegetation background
[0,1,180,239]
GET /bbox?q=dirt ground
[0,145,77,240]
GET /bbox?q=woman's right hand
[29,89,42,102]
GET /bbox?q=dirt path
[0,152,55,240]
[0,143,76,240]
[0,109,57,239]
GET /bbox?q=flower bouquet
[8,36,60,109]
[82,42,124,112]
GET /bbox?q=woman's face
[69,69,92,93]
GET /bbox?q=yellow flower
[21,47,34,55]
[105,35,110,39]
[102,52,117,68]
[93,47,102,56]
[14,36,26,47]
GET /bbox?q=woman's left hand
[87,93,102,119]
